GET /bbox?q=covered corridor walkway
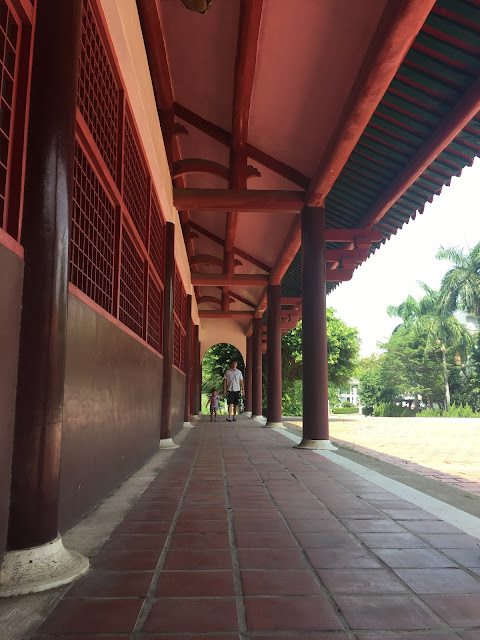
[16,416,480,639]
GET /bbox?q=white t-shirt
[224,368,243,392]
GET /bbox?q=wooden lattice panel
[77,0,119,183]
[119,227,145,337]
[149,191,165,282]
[70,141,116,313]
[123,107,149,245]
[147,273,162,353]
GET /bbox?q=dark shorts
[227,391,240,406]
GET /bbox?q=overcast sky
[327,159,480,358]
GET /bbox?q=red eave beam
[174,188,304,213]
[191,274,269,287]
[306,0,437,207]
[362,73,480,229]
[198,311,255,319]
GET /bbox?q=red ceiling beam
[226,290,257,308]
[174,188,304,213]
[189,254,224,268]
[173,158,230,181]
[173,103,310,190]
[191,274,269,287]
[198,311,255,319]
[306,0,437,207]
[362,74,480,229]
[172,158,260,182]
[197,296,222,306]
[189,221,271,272]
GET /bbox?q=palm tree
[437,243,480,316]
[388,284,473,410]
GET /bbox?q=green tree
[202,343,244,397]
[388,284,473,410]
[358,354,396,409]
[281,309,360,414]
[437,243,480,315]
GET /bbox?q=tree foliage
[437,242,480,316]
[202,343,244,396]
[281,308,360,415]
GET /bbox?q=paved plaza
[19,416,480,638]
[285,416,480,497]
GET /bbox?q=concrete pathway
[29,417,480,638]
[285,415,480,497]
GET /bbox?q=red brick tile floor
[285,415,480,497]
[31,417,480,639]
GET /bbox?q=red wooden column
[244,335,253,416]
[0,0,89,597]
[159,222,179,449]
[296,207,336,450]
[265,285,284,428]
[192,324,200,418]
[251,317,263,420]
[182,295,194,427]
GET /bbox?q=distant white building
[338,380,359,406]
[454,310,479,334]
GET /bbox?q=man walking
[223,360,244,422]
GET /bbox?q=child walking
[206,388,222,422]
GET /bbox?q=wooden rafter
[222,1,263,313]
[189,254,224,268]
[189,221,271,273]
[197,296,222,306]
[173,102,310,190]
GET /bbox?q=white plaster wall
[200,320,247,362]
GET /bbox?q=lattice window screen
[123,107,149,245]
[149,191,165,282]
[77,0,119,183]
[147,274,163,353]
[119,228,145,338]
[70,141,116,313]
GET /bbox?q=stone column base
[191,414,200,420]
[182,421,194,428]
[264,421,285,429]
[252,415,266,423]
[243,411,252,418]
[294,438,338,450]
[0,536,89,597]
[159,438,179,449]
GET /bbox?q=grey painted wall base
[0,536,88,597]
